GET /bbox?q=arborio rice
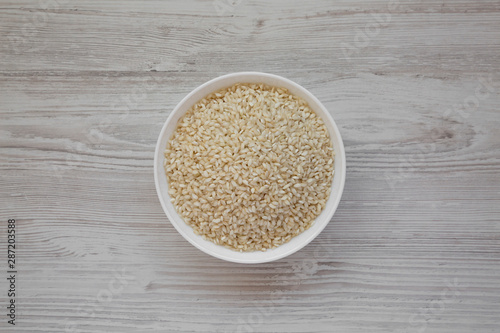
[164,83,335,252]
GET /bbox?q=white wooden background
[1,0,499,332]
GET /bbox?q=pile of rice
[164,83,335,251]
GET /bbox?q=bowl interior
[154,72,346,263]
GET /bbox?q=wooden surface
[1,0,499,332]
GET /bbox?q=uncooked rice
[164,83,335,251]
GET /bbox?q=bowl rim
[154,72,346,264]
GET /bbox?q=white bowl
[154,72,346,264]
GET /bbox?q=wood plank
[1,0,499,332]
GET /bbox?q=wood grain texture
[1,0,499,332]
